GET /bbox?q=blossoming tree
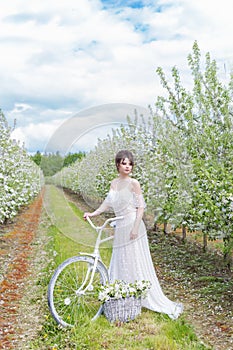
[0,111,43,223]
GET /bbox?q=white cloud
[10,103,150,153]
[1,0,233,152]
[11,103,32,113]
[44,103,150,154]
[11,119,66,153]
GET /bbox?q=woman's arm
[130,206,144,240]
[130,179,145,240]
[83,198,111,219]
[83,209,101,219]
[83,182,113,220]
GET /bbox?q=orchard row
[0,111,43,224]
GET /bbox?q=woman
[84,150,183,319]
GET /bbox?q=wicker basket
[103,296,141,323]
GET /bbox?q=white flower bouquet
[98,279,151,303]
[98,280,151,323]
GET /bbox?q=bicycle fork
[75,255,99,296]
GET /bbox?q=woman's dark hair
[115,150,134,172]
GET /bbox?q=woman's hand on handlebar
[83,212,93,220]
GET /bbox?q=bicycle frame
[77,215,124,294]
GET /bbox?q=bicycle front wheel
[48,255,109,327]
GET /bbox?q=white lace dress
[99,178,183,320]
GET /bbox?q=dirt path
[0,189,44,349]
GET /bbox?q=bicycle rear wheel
[48,255,109,327]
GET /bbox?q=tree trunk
[223,237,232,270]
[164,222,168,235]
[153,221,159,232]
[203,232,208,252]
[182,225,186,242]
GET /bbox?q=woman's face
[118,157,133,176]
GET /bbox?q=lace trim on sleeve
[133,192,146,209]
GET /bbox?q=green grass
[32,311,209,350]
[149,232,233,318]
[28,185,213,350]
[43,185,97,248]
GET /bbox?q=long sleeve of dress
[133,192,146,209]
[94,191,113,215]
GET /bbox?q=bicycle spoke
[48,256,109,326]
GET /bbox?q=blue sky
[1,0,232,153]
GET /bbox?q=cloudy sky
[1,0,233,153]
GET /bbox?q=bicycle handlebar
[86,215,124,231]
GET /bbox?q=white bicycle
[47,215,123,327]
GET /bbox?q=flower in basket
[99,280,152,323]
[98,280,151,303]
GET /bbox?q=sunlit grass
[32,303,210,350]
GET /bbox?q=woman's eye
[121,161,132,166]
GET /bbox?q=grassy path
[43,184,97,247]
[1,184,232,349]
